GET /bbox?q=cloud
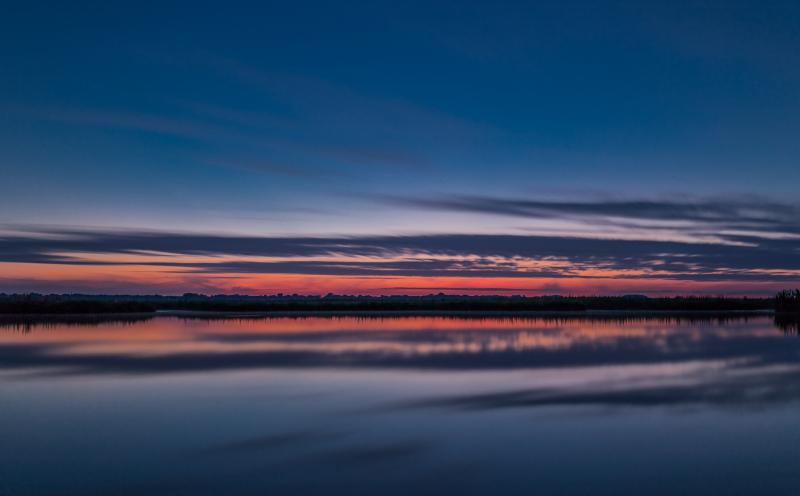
[380,194,800,238]
[3,104,225,141]
[0,225,799,283]
[202,158,339,178]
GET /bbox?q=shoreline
[0,308,778,320]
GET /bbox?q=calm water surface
[1,314,799,495]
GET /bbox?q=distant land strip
[1,291,798,314]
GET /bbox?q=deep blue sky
[1,1,799,294]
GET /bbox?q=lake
[1,314,799,495]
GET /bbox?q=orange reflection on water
[0,315,776,360]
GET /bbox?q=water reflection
[775,314,800,335]
[0,314,793,376]
[2,314,800,495]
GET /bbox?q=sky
[1,0,799,296]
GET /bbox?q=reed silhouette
[776,289,800,314]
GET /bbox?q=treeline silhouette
[0,294,156,314]
[0,292,782,314]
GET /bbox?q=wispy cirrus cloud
[379,194,800,240]
[0,225,798,286]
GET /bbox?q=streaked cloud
[0,224,798,293]
[380,194,800,240]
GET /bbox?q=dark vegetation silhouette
[775,289,800,313]
[775,290,800,335]
[0,294,155,314]
[0,292,781,314]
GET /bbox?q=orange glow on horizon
[0,260,789,297]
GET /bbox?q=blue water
[1,315,799,495]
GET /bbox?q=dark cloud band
[1,225,799,283]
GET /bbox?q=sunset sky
[2,1,799,295]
